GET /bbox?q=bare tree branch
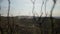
[50,0,56,17]
[30,0,36,22]
[7,0,10,17]
[50,0,57,34]
[37,0,44,21]
[36,0,44,34]
[45,0,48,17]
[31,0,36,17]
[30,0,36,34]
[7,0,11,34]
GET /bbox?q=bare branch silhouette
[7,0,11,34]
[45,0,48,17]
[50,0,56,17]
[50,0,57,34]
[31,0,36,17]
[30,0,36,23]
[36,0,44,34]
[37,0,44,22]
[7,0,10,17]
[30,0,36,34]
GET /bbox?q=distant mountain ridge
[0,16,60,19]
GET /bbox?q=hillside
[0,16,60,34]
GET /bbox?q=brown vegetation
[0,16,60,34]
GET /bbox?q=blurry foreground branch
[7,0,11,34]
[50,0,56,34]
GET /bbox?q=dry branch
[45,0,48,17]
[7,0,11,34]
[50,0,57,34]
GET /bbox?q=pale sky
[0,0,60,17]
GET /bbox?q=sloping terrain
[0,16,60,34]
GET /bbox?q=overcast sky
[0,0,60,17]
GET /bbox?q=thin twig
[45,0,48,17]
[31,0,36,17]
